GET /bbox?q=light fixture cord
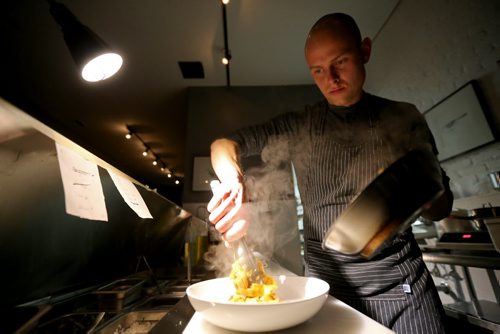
[222,3,230,87]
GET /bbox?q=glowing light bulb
[153,160,158,166]
[167,173,172,178]
[81,53,123,82]
[222,0,230,4]
[222,57,229,65]
[142,150,148,157]
[125,133,132,139]
[175,180,180,185]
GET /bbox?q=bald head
[305,13,362,51]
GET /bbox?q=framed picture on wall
[424,81,495,161]
[192,156,217,191]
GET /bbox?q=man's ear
[360,37,372,64]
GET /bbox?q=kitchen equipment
[95,310,168,334]
[233,236,264,284]
[36,312,115,333]
[323,148,445,258]
[186,276,329,332]
[489,171,500,190]
[209,180,263,284]
[93,278,146,311]
[435,206,500,251]
[485,218,500,253]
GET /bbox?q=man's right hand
[207,179,248,243]
[207,139,248,244]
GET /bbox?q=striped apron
[230,94,447,333]
[297,101,446,334]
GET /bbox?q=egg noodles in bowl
[186,264,330,332]
[229,259,279,303]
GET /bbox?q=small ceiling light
[152,160,158,166]
[48,0,123,82]
[160,167,165,172]
[222,0,230,4]
[167,173,172,178]
[222,56,229,65]
[175,180,180,185]
[125,132,132,140]
[142,149,148,157]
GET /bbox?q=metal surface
[435,217,487,234]
[487,269,500,304]
[149,295,195,334]
[323,148,444,257]
[485,218,500,253]
[4,272,204,333]
[423,248,500,333]
[95,310,169,334]
[445,301,500,333]
[422,253,500,269]
[93,278,146,311]
[433,242,495,251]
[36,312,116,334]
[234,237,263,284]
[462,266,483,318]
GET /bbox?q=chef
[207,13,453,334]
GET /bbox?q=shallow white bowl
[186,276,330,332]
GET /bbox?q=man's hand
[207,180,248,243]
[207,139,248,244]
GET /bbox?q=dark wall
[0,131,190,307]
[183,84,323,204]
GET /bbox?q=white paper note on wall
[55,143,108,221]
[107,170,153,219]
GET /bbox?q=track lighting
[124,125,179,185]
[221,0,231,86]
[222,50,231,65]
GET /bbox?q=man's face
[305,30,370,107]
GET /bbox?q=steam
[204,136,302,276]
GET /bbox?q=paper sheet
[55,143,108,221]
[108,170,153,219]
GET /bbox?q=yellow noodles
[229,260,279,303]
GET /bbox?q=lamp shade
[49,0,123,82]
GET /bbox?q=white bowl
[186,276,329,332]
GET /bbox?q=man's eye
[312,68,323,75]
[335,58,346,66]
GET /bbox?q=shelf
[422,252,500,269]
[445,300,500,333]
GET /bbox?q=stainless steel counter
[150,293,395,334]
[422,246,500,333]
[151,260,395,334]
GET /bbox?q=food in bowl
[186,276,330,332]
[229,260,278,303]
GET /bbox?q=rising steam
[204,136,302,276]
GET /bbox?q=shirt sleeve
[404,103,453,194]
[226,109,309,158]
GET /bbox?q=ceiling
[0,0,398,197]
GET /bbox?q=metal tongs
[210,180,263,285]
[234,237,263,285]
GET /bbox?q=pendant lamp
[48,0,123,82]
